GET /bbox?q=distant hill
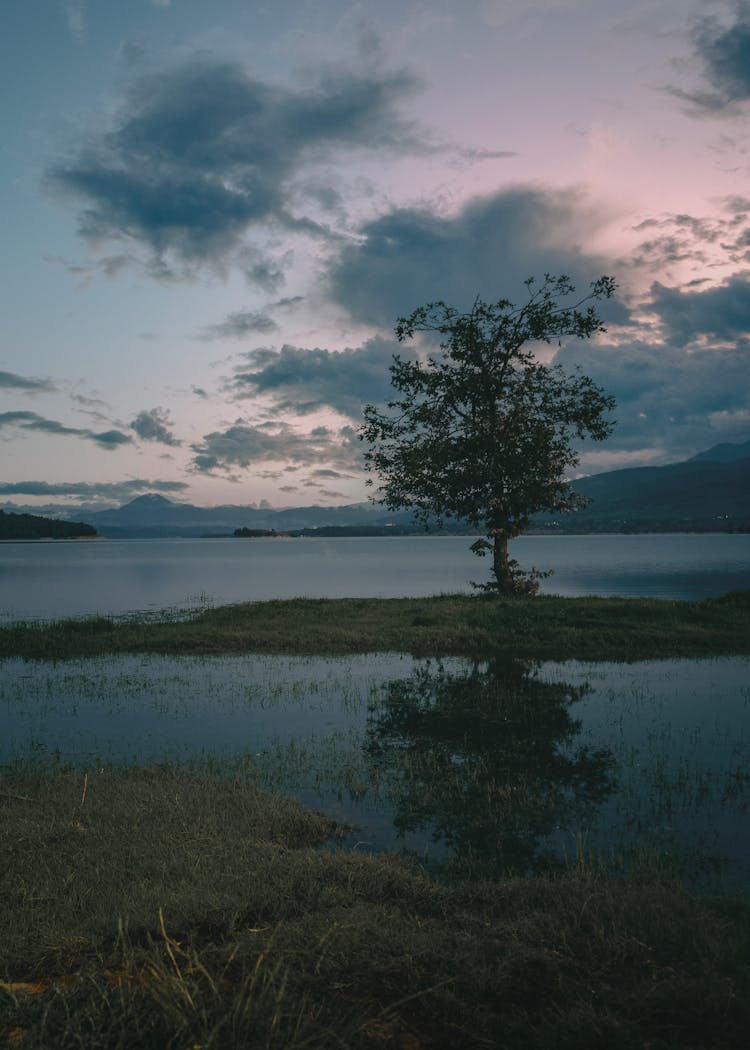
[689,439,750,464]
[5,439,748,537]
[531,439,750,533]
[78,494,416,538]
[0,509,97,540]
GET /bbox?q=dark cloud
[230,336,410,417]
[92,429,133,447]
[191,421,361,475]
[237,247,291,292]
[554,334,750,464]
[326,186,624,327]
[48,58,422,277]
[198,311,278,341]
[0,410,132,449]
[454,147,517,162]
[130,406,181,446]
[0,479,188,499]
[649,275,750,345]
[690,5,750,109]
[0,370,56,393]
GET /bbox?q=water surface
[3,652,748,884]
[1,533,749,621]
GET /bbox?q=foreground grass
[2,767,749,1049]
[2,589,750,661]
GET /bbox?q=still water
[2,652,748,884]
[1,533,749,621]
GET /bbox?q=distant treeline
[527,518,750,534]
[235,524,478,538]
[295,525,454,537]
[236,520,750,539]
[233,528,286,538]
[0,509,97,540]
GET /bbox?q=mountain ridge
[3,439,749,536]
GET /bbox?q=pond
[2,652,748,886]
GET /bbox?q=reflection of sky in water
[1,533,749,621]
[1,652,749,885]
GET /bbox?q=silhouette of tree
[360,275,617,593]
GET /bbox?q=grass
[1,589,750,661]
[3,595,750,1046]
[2,766,750,1049]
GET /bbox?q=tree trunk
[492,532,513,593]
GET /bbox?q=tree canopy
[0,509,97,541]
[360,274,617,594]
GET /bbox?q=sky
[3,0,750,513]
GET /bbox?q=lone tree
[360,274,617,595]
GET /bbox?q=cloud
[0,479,188,499]
[649,274,750,345]
[668,5,750,113]
[198,311,279,341]
[0,411,132,449]
[627,199,750,282]
[0,371,56,393]
[691,4,750,109]
[230,336,410,417]
[71,393,113,424]
[554,333,750,466]
[130,406,181,446]
[236,247,292,292]
[62,1,86,39]
[47,58,423,278]
[191,421,361,475]
[90,429,133,448]
[326,186,622,327]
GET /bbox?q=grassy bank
[2,590,750,661]
[2,766,749,1049]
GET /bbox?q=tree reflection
[364,657,616,875]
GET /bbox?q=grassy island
[2,592,750,1048]
[1,589,749,662]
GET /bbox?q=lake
[2,651,748,885]
[1,533,749,621]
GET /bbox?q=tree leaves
[360,275,617,594]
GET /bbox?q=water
[2,652,748,885]
[1,533,749,621]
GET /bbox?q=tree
[360,274,617,594]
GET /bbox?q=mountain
[8,439,749,537]
[532,440,750,532]
[79,495,415,538]
[689,439,750,464]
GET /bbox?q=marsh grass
[3,599,750,1046]
[2,766,750,1049]
[1,590,749,661]
[4,653,750,885]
